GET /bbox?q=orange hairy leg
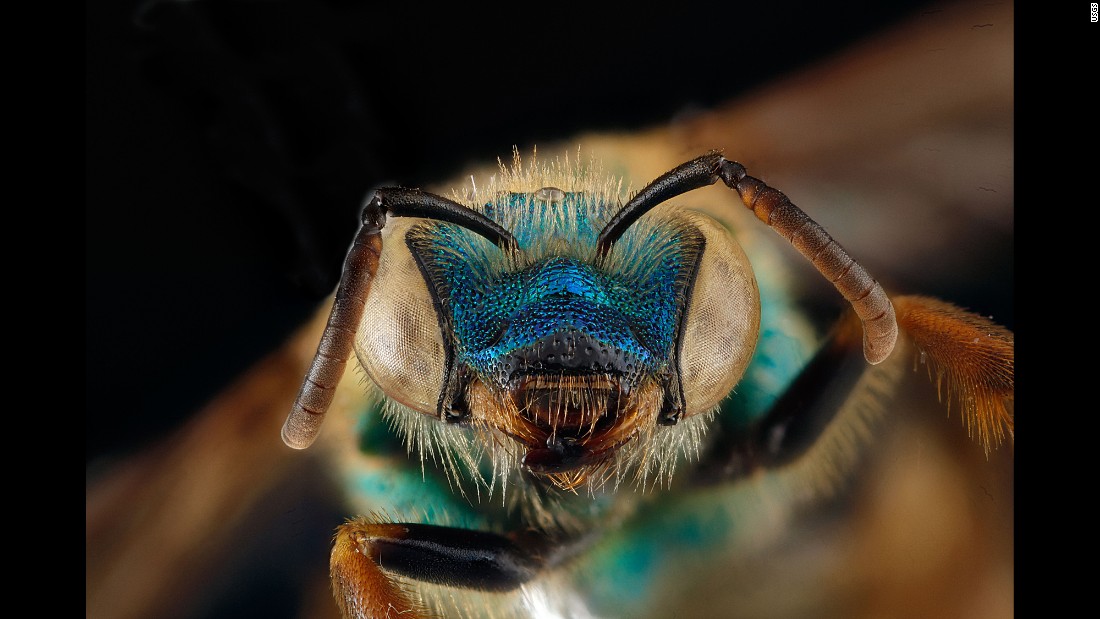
[892,295,1014,453]
[331,522,423,619]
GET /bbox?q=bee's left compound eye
[354,218,447,416]
[677,212,760,417]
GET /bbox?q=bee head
[355,152,760,491]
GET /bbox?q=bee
[281,148,1014,619]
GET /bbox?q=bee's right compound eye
[354,218,448,416]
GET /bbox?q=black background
[87,0,947,463]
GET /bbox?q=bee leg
[890,295,1014,453]
[700,296,1013,485]
[330,518,561,619]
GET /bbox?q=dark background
[87,0,948,464]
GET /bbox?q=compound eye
[354,218,447,415]
[679,212,761,416]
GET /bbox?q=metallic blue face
[409,191,703,392]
